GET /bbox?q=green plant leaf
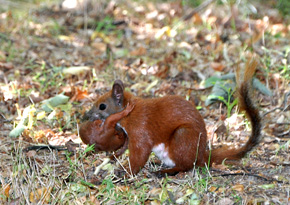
[9,105,31,138]
[70,183,88,193]
[258,184,275,189]
[41,94,70,112]
[253,78,272,96]
[205,81,235,106]
[204,76,221,88]
[9,125,26,138]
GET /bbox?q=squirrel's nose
[89,113,100,121]
[82,106,100,121]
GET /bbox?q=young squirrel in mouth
[79,103,134,159]
[86,59,261,176]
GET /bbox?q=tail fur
[207,59,262,165]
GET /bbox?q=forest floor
[0,0,290,204]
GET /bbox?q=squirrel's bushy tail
[207,59,262,165]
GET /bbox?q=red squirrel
[79,103,134,158]
[87,59,261,175]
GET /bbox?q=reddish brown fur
[89,60,261,175]
[79,103,134,157]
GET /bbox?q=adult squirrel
[87,59,261,175]
[79,103,134,159]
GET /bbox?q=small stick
[262,91,290,117]
[23,144,67,152]
[94,158,110,175]
[212,172,286,184]
[182,0,215,21]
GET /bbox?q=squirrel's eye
[99,103,106,110]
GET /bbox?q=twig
[276,129,290,137]
[212,172,286,184]
[23,144,67,152]
[262,91,290,118]
[270,161,290,166]
[0,113,11,123]
[262,107,283,117]
[282,92,290,111]
[94,158,110,175]
[182,0,215,21]
[112,154,132,177]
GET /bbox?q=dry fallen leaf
[0,62,14,70]
[216,197,234,205]
[0,51,6,60]
[217,187,226,193]
[210,62,225,71]
[193,13,203,24]
[116,185,130,192]
[89,195,100,205]
[26,150,37,158]
[2,184,10,198]
[130,46,147,56]
[91,42,107,53]
[34,130,49,143]
[208,186,218,192]
[75,88,88,101]
[212,163,229,170]
[29,187,52,203]
[232,184,244,192]
[62,66,91,76]
[149,187,162,197]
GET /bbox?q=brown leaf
[232,184,244,192]
[0,62,14,70]
[65,139,78,152]
[210,62,225,71]
[74,88,88,101]
[34,130,49,143]
[29,93,44,104]
[22,129,33,143]
[208,186,218,192]
[116,185,130,192]
[29,187,52,203]
[216,187,226,193]
[193,13,202,25]
[149,187,162,197]
[89,195,100,205]
[0,51,6,60]
[155,62,169,79]
[91,42,107,53]
[214,121,227,136]
[26,150,37,158]
[130,46,147,56]
[3,184,10,198]
[216,198,234,205]
[212,163,228,170]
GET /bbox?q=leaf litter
[0,0,289,204]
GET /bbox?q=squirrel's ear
[112,80,124,105]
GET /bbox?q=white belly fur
[152,143,175,167]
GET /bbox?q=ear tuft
[112,80,124,105]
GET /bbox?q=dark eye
[99,103,106,110]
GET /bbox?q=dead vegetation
[0,0,289,204]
